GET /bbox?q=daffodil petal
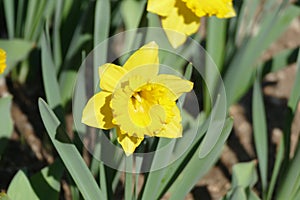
[161,0,200,48]
[147,0,175,16]
[117,128,144,156]
[155,105,182,138]
[0,49,6,74]
[151,74,193,100]
[99,63,127,92]
[82,91,114,129]
[181,0,236,18]
[118,65,159,88]
[123,41,159,73]
[146,104,168,136]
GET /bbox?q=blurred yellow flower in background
[147,0,236,48]
[81,41,193,155]
[0,49,7,74]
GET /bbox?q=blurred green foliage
[0,0,299,199]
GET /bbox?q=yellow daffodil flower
[147,0,236,48]
[82,41,193,155]
[0,49,7,74]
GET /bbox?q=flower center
[131,91,143,111]
[111,80,178,137]
[128,84,176,128]
[128,88,154,128]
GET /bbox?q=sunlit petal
[82,91,114,129]
[117,65,158,89]
[151,74,193,100]
[117,128,144,156]
[123,41,159,73]
[182,0,236,18]
[161,0,200,48]
[99,63,127,92]
[147,0,175,16]
[155,105,182,138]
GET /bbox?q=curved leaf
[38,98,105,200]
[7,171,38,200]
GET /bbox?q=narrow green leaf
[38,98,105,200]
[94,0,110,86]
[286,50,300,199]
[146,12,161,27]
[24,0,38,40]
[94,0,110,46]
[204,18,227,113]
[125,157,133,200]
[231,161,258,188]
[41,32,64,122]
[159,32,202,73]
[112,170,122,193]
[141,138,176,200]
[276,144,300,199]
[291,184,300,200]
[59,70,77,107]
[0,96,13,157]
[135,157,143,199]
[24,0,48,41]
[291,173,300,200]
[266,48,297,73]
[120,0,146,61]
[167,118,233,200]
[156,113,207,198]
[288,48,300,113]
[53,0,64,71]
[30,0,48,41]
[0,96,13,138]
[199,94,227,158]
[43,0,56,22]
[275,49,300,199]
[63,3,93,71]
[65,34,92,64]
[252,74,268,193]
[224,4,300,106]
[266,138,284,200]
[121,0,146,30]
[3,0,15,38]
[68,175,80,200]
[183,62,193,80]
[90,144,101,176]
[223,162,260,199]
[61,0,73,20]
[99,164,108,200]
[207,17,227,71]
[0,39,34,74]
[293,190,300,199]
[72,56,87,134]
[234,0,259,45]
[7,171,39,200]
[248,190,261,200]
[230,187,247,200]
[16,0,25,37]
